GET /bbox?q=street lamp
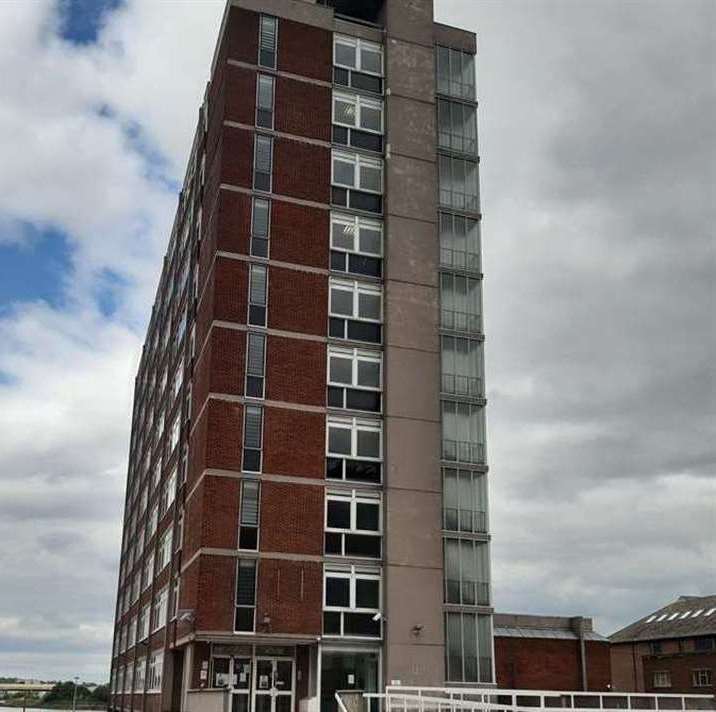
[72,677,79,712]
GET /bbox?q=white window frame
[329,278,383,324]
[156,528,174,574]
[332,151,383,194]
[258,14,278,70]
[142,553,154,591]
[326,416,382,462]
[330,212,383,258]
[170,414,180,453]
[323,565,382,637]
[325,490,382,557]
[152,587,169,633]
[333,35,383,76]
[134,657,146,693]
[332,91,383,134]
[328,346,382,393]
[147,651,164,693]
[253,134,274,193]
[652,671,671,688]
[256,74,275,130]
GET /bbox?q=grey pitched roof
[493,613,608,642]
[610,595,716,643]
[494,627,607,642]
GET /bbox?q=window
[248,264,268,327]
[258,15,277,69]
[444,538,490,606]
[329,279,382,344]
[253,135,273,192]
[650,641,663,655]
[147,651,164,692]
[332,151,383,214]
[128,615,137,649]
[245,332,266,399]
[173,365,183,402]
[692,669,712,687]
[442,335,483,398]
[326,417,382,483]
[124,664,133,693]
[440,212,481,272]
[695,637,715,651]
[330,212,382,277]
[151,587,169,632]
[134,658,146,693]
[324,566,381,638]
[235,559,257,632]
[156,528,173,573]
[333,35,383,94]
[439,154,479,212]
[328,346,381,412]
[438,99,477,155]
[326,491,381,559]
[653,671,671,688]
[138,603,150,642]
[170,414,181,453]
[436,46,476,101]
[256,74,275,129]
[251,197,270,258]
[242,405,263,473]
[175,309,187,351]
[147,504,158,539]
[172,576,180,620]
[441,273,482,334]
[442,401,486,464]
[333,91,383,152]
[239,480,260,551]
[142,553,154,591]
[445,612,492,683]
[165,468,177,511]
[443,467,488,533]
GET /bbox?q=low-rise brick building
[494,614,611,691]
[610,595,716,693]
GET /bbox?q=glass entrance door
[230,657,252,712]
[253,658,294,712]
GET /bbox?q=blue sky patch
[58,0,123,45]
[0,224,73,312]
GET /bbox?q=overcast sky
[0,0,713,683]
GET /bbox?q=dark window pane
[350,130,382,153]
[249,305,266,326]
[356,502,379,531]
[326,577,350,607]
[325,532,342,555]
[347,321,381,343]
[326,457,344,479]
[259,49,275,69]
[324,611,342,635]
[235,607,254,632]
[257,109,273,129]
[346,389,380,412]
[333,67,350,86]
[345,460,381,483]
[251,237,269,258]
[330,251,347,271]
[243,449,261,473]
[349,191,382,214]
[327,387,345,408]
[254,172,271,192]
[327,500,351,529]
[351,73,382,94]
[236,560,256,605]
[239,526,258,551]
[356,578,380,608]
[332,187,348,207]
[246,376,264,399]
[345,534,381,558]
[332,126,349,146]
[329,317,346,338]
[347,254,381,278]
[344,612,380,637]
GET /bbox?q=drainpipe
[572,617,588,691]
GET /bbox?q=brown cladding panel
[259,481,323,555]
[256,558,323,635]
[277,19,332,82]
[267,265,327,336]
[262,407,325,478]
[273,138,330,204]
[265,335,325,407]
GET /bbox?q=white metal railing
[383,688,716,712]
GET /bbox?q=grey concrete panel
[385,489,443,567]
[333,18,383,43]
[385,216,438,288]
[386,39,436,104]
[387,96,437,163]
[234,0,333,29]
[385,346,439,422]
[385,564,444,645]
[385,417,441,492]
[385,642,445,686]
[385,154,437,223]
[383,0,435,46]
[385,281,439,352]
[434,22,477,53]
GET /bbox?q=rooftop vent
[317,0,385,24]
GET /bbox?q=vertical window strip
[259,15,278,69]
